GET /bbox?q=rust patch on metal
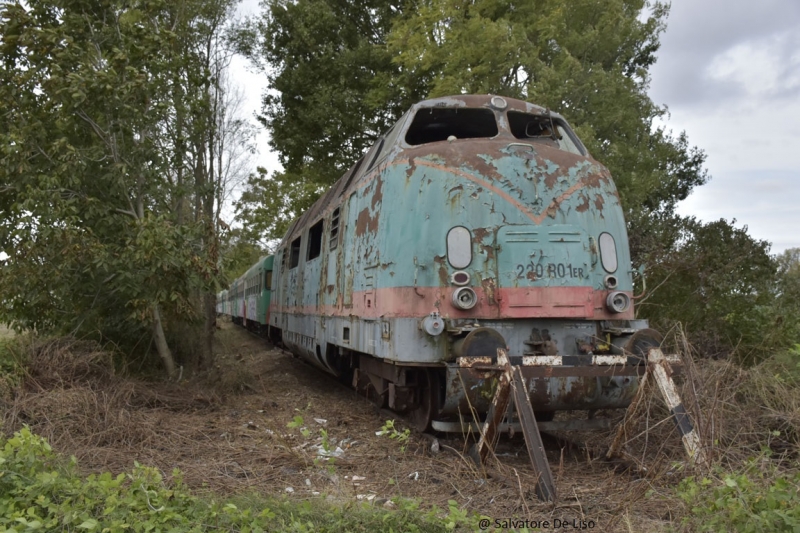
[405,157,417,179]
[433,255,448,285]
[355,207,378,237]
[472,227,490,242]
[544,171,559,189]
[370,176,383,211]
[457,356,494,367]
[594,193,605,211]
[481,277,498,306]
[326,284,335,294]
[526,270,538,282]
[575,194,590,212]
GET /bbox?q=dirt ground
[2,321,696,531]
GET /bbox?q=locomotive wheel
[409,369,440,433]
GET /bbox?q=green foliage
[774,249,800,346]
[0,335,26,400]
[377,419,411,452]
[0,428,473,532]
[236,0,412,182]
[638,218,788,361]
[219,226,269,282]
[676,455,800,532]
[286,415,311,438]
[234,167,324,245]
[233,0,422,242]
[0,0,239,373]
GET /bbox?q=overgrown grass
[0,428,479,532]
[675,454,800,532]
[0,333,26,403]
[667,344,800,531]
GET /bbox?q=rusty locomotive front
[226,94,661,431]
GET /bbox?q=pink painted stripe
[270,286,634,321]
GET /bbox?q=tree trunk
[152,303,178,379]
[202,291,216,369]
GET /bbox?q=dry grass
[2,323,798,531]
[0,324,14,339]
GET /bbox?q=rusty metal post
[648,348,709,468]
[469,349,513,466]
[470,348,557,502]
[607,349,708,468]
[510,365,557,502]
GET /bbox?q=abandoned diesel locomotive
[223,95,661,431]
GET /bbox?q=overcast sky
[233,0,800,254]
[649,0,800,254]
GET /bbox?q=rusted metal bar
[458,364,683,378]
[469,348,557,502]
[606,349,708,468]
[432,418,612,433]
[511,365,557,502]
[647,348,708,468]
[469,349,513,466]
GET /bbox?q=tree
[774,247,800,351]
[234,0,428,240]
[636,219,780,360]
[0,0,243,377]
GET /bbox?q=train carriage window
[329,208,341,250]
[307,219,324,261]
[405,107,498,145]
[289,237,301,268]
[507,111,586,155]
[264,270,272,291]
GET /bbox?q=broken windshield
[405,107,498,145]
[507,111,585,155]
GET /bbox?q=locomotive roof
[278,94,577,245]
[412,94,557,119]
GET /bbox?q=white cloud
[650,0,800,253]
[706,31,800,98]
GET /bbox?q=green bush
[0,335,25,401]
[676,455,800,532]
[0,428,476,532]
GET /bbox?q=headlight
[452,287,478,310]
[606,291,630,313]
